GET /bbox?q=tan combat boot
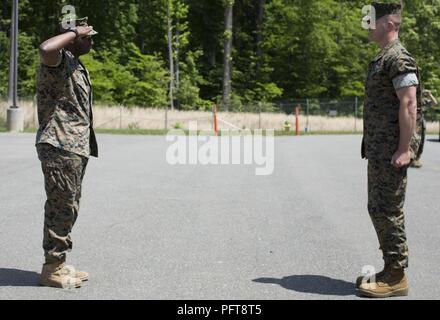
[59,264,89,282]
[410,159,423,168]
[40,262,82,289]
[72,268,89,282]
[357,269,409,298]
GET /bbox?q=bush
[175,51,211,111]
[81,45,169,108]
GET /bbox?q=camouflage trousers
[415,119,426,161]
[37,143,88,264]
[368,160,409,270]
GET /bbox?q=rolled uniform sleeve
[389,54,419,90]
[393,73,419,90]
[39,50,70,83]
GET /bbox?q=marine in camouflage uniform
[362,38,422,271]
[36,15,98,288]
[358,2,421,298]
[411,90,438,168]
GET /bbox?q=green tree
[1,0,440,112]
[81,45,169,108]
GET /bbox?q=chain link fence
[213,98,363,133]
[1,96,439,136]
[89,98,364,133]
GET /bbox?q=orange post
[213,103,219,136]
[295,105,301,136]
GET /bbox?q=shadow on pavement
[0,269,40,287]
[253,275,356,296]
[427,139,440,143]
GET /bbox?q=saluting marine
[36,14,98,289]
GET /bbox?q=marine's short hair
[371,2,402,20]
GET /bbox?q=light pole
[7,0,24,132]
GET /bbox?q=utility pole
[7,0,24,132]
[354,96,358,133]
[306,99,310,133]
[167,0,175,111]
[222,0,234,112]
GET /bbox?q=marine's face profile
[60,18,96,57]
[368,14,401,44]
[74,33,93,56]
[368,17,386,42]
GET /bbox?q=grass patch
[274,130,362,136]
[5,127,436,137]
[96,128,170,135]
[94,128,364,136]
[0,114,6,131]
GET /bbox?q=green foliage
[263,0,376,99]
[80,51,136,105]
[18,33,40,97]
[0,32,39,100]
[81,45,169,107]
[175,51,211,110]
[400,0,440,97]
[1,0,440,110]
[125,44,169,107]
[0,31,9,99]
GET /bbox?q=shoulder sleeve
[388,52,418,81]
[392,73,419,90]
[42,51,62,68]
[40,50,70,79]
[388,52,419,89]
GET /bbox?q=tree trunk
[54,0,62,35]
[175,18,180,105]
[222,0,234,111]
[8,0,18,107]
[167,0,175,111]
[256,0,265,76]
[140,22,145,54]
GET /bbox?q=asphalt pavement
[0,133,439,300]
